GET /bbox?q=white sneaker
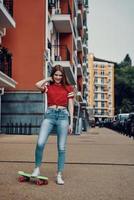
[31,167,40,177]
[56,173,64,185]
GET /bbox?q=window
[101,93,104,99]
[101,78,104,83]
[95,101,98,107]
[101,70,104,75]
[94,77,98,83]
[94,94,98,99]
[101,102,105,107]
[94,70,97,75]
[95,86,98,91]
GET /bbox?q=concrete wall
[1,92,45,134]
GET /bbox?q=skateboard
[18,171,48,185]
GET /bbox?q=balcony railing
[52,45,70,61]
[3,0,13,17]
[54,0,71,15]
[0,46,12,77]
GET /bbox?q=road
[0,127,134,200]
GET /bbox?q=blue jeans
[35,108,69,172]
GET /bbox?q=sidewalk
[0,128,134,200]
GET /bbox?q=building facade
[0,0,17,132]
[88,53,115,122]
[1,0,89,134]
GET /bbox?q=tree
[118,54,132,67]
[115,64,134,114]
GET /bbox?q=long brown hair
[50,65,70,87]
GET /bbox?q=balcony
[84,90,89,97]
[0,0,15,28]
[83,25,88,39]
[82,37,88,55]
[73,51,78,67]
[0,46,12,77]
[72,17,78,42]
[83,56,88,69]
[83,44,88,55]
[83,79,86,86]
[77,9,83,29]
[77,58,83,76]
[77,63,83,77]
[51,15,72,33]
[94,74,108,78]
[77,36,83,52]
[0,71,16,88]
[0,47,16,88]
[52,45,70,61]
[76,91,83,102]
[51,1,73,33]
[52,45,76,85]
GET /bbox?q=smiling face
[53,70,63,84]
[51,65,69,87]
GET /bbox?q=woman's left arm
[68,98,74,134]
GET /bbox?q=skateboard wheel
[18,176,26,182]
[43,180,48,185]
[36,180,43,185]
[36,179,48,186]
[18,176,30,182]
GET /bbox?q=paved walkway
[0,128,134,200]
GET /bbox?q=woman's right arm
[35,77,52,91]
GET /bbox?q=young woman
[32,65,74,185]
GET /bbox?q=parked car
[90,118,96,128]
[116,113,129,133]
[111,115,118,129]
[124,113,134,138]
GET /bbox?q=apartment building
[1,0,89,134]
[88,53,115,121]
[0,0,16,132]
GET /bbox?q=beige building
[88,53,115,121]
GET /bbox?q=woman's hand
[68,124,73,134]
[35,77,53,91]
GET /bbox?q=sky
[88,0,134,65]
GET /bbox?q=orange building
[88,53,115,122]
[1,0,89,134]
[0,0,16,132]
